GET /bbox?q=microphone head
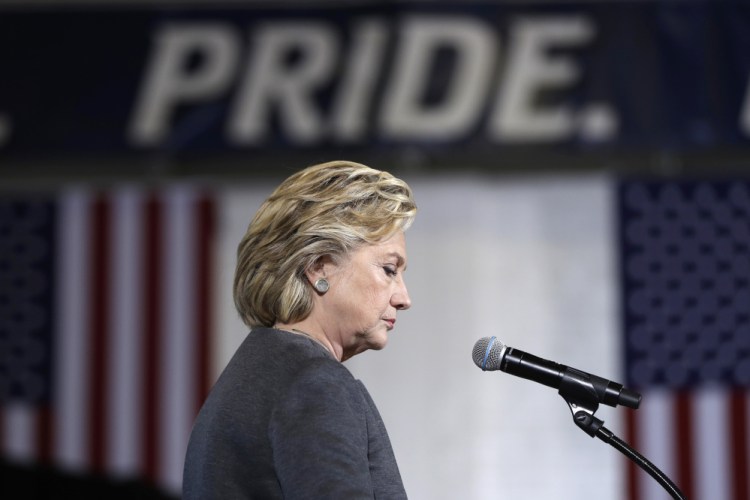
[472,336,506,371]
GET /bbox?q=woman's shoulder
[292,350,356,384]
[281,356,367,416]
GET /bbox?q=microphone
[472,336,641,409]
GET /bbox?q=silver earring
[314,278,329,293]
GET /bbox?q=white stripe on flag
[108,188,144,477]
[4,403,34,462]
[637,389,675,500]
[55,188,91,471]
[160,186,198,493]
[694,387,730,500]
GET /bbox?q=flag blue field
[1,197,56,405]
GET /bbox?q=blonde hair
[233,160,417,328]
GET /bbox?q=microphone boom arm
[596,427,686,500]
[558,392,687,500]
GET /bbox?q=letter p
[129,23,239,146]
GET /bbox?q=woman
[183,160,416,499]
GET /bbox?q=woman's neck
[273,322,340,360]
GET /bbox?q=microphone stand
[559,393,686,500]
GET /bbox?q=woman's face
[321,231,411,359]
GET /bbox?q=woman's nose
[392,282,411,310]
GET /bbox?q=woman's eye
[384,266,398,277]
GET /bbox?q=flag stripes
[625,390,750,500]
[0,186,215,496]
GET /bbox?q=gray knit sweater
[182,327,407,499]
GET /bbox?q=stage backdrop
[2,172,749,499]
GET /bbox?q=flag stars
[0,200,53,403]
[623,181,750,388]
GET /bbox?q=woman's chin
[367,331,389,351]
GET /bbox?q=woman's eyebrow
[385,251,407,270]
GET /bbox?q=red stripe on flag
[142,194,162,483]
[90,195,110,473]
[730,390,748,500]
[37,405,53,465]
[194,196,214,412]
[674,391,693,500]
[625,409,640,500]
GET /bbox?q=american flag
[618,180,750,500]
[0,185,215,497]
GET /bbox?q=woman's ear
[304,255,334,286]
